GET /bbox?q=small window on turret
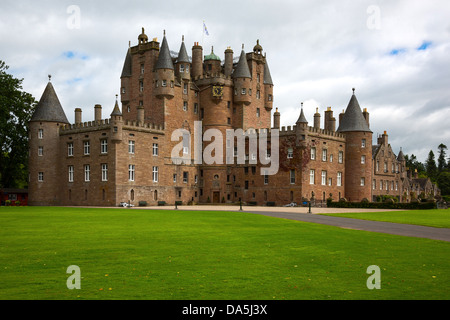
[38,129,43,139]
[162,80,167,87]
[141,64,145,74]
[241,88,246,95]
[180,64,185,72]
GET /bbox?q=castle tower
[273,107,280,129]
[204,47,221,75]
[28,77,69,205]
[337,89,373,202]
[295,103,308,148]
[176,36,191,81]
[110,96,123,142]
[224,47,233,77]
[154,31,175,99]
[232,45,252,106]
[263,56,274,110]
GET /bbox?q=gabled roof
[30,81,69,123]
[263,59,273,85]
[232,49,251,79]
[336,91,372,133]
[177,39,190,63]
[155,35,174,70]
[121,48,132,77]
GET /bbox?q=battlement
[60,118,164,135]
[276,125,345,139]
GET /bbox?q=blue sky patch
[417,41,432,51]
[389,48,406,55]
[62,51,89,60]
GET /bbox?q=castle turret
[232,45,252,106]
[110,96,123,142]
[176,36,191,81]
[324,107,336,132]
[28,77,69,206]
[74,108,82,125]
[295,103,308,147]
[314,108,321,129]
[191,42,203,79]
[263,55,274,111]
[94,104,102,123]
[204,46,221,75]
[337,88,373,202]
[154,32,175,99]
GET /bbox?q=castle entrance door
[213,192,220,203]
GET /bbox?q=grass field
[322,209,450,228]
[0,206,449,300]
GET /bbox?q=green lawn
[322,209,450,228]
[0,206,449,300]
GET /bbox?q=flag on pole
[203,21,209,36]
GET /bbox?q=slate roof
[263,59,273,85]
[30,81,69,123]
[296,108,308,124]
[336,91,372,133]
[232,49,251,79]
[177,40,190,63]
[110,99,122,116]
[121,48,132,77]
[155,35,174,70]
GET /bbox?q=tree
[0,60,36,188]
[425,150,437,182]
[437,172,450,196]
[437,143,448,173]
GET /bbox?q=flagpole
[202,20,204,46]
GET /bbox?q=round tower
[224,47,233,77]
[204,46,221,75]
[336,89,373,202]
[154,32,175,99]
[28,77,69,205]
[232,45,252,106]
[176,35,191,81]
[191,42,203,79]
[263,54,274,110]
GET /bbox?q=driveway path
[246,210,450,242]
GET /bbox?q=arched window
[130,189,135,201]
[154,190,158,201]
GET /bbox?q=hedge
[326,200,436,210]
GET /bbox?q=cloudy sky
[1,0,449,162]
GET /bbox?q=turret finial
[182,35,184,42]
[48,74,51,82]
[352,87,355,94]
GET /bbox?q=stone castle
[27,28,440,206]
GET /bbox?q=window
[180,64,185,72]
[373,179,376,190]
[329,154,333,162]
[256,90,260,99]
[256,108,260,117]
[310,169,315,184]
[139,80,144,92]
[322,149,327,162]
[376,160,379,171]
[38,146,43,156]
[360,177,365,186]
[227,117,231,124]
[38,172,44,182]
[194,103,198,114]
[183,83,188,94]
[129,165,135,181]
[195,175,198,184]
[152,167,158,182]
[268,94,273,101]
[361,155,366,164]
[101,164,108,181]
[380,180,383,190]
[384,162,388,173]
[321,171,327,185]
[141,64,145,74]
[311,147,316,160]
[122,87,126,94]
[338,151,343,163]
[183,172,188,183]
[173,174,177,183]
[362,139,366,148]
[84,165,90,182]
[241,88,246,95]
[245,180,249,189]
[68,143,74,156]
[328,178,332,186]
[68,166,74,182]
[290,169,295,184]
[101,139,108,154]
[128,140,135,154]
[183,101,188,111]
[337,172,342,186]
[84,141,90,155]
[162,80,167,87]
[38,129,43,139]
[153,143,158,156]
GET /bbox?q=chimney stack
[94,104,102,122]
[75,108,82,125]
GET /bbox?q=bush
[5,200,11,206]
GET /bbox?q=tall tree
[0,60,36,188]
[437,143,448,173]
[425,150,437,181]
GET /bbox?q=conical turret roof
[336,90,372,133]
[156,34,174,70]
[110,97,122,116]
[296,107,308,124]
[232,48,251,79]
[177,37,190,63]
[30,80,69,123]
[121,48,132,77]
[263,59,273,85]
